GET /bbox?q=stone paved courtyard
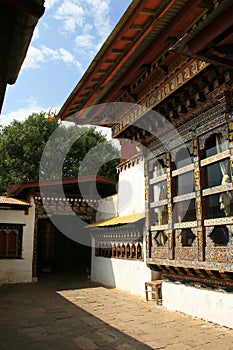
[0,272,232,349]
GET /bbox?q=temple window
[151,205,168,226]
[202,134,230,188]
[178,228,196,247]
[204,133,228,158]
[136,243,142,259]
[113,245,117,257]
[105,246,109,258]
[131,244,136,258]
[126,243,130,258]
[153,180,167,200]
[174,171,194,196]
[0,225,23,259]
[174,199,196,223]
[172,146,195,223]
[154,230,168,246]
[174,147,193,169]
[107,246,112,258]
[117,244,121,257]
[151,155,166,177]
[208,225,229,246]
[149,153,168,226]
[200,132,232,218]
[122,244,125,258]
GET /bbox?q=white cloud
[40,45,60,60]
[55,0,85,34]
[75,60,84,72]
[74,33,101,60]
[23,46,44,69]
[22,45,81,71]
[54,0,112,41]
[83,23,93,34]
[59,48,74,63]
[86,0,111,40]
[44,0,59,10]
[75,33,95,50]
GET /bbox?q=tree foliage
[0,112,119,194]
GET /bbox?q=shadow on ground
[0,272,152,350]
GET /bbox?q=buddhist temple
[57,0,233,327]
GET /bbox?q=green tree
[0,112,119,194]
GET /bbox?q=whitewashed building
[91,145,160,297]
[0,196,34,284]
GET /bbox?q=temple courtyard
[0,272,232,350]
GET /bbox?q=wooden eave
[0,0,45,112]
[7,176,117,199]
[58,0,232,128]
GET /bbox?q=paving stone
[74,335,99,349]
[0,273,232,350]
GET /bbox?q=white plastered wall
[118,159,145,216]
[91,158,159,297]
[163,281,233,328]
[91,255,155,298]
[0,201,35,284]
[91,231,160,298]
[95,194,118,222]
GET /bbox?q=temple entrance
[37,218,91,278]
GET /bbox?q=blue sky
[0,0,131,128]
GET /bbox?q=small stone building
[0,196,33,284]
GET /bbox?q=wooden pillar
[193,137,205,261]
[32,213,38,279]
[145,159,152,258]
[228,121,233,179]
[166,151,174,260]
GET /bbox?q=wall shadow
[0,276,152,350]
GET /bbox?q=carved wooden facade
[114,62,233,290]
[57,1,233,290]
[93,221,144,261]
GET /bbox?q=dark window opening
[126,244,130,258]
[203,162,224,189]
[117,245,121,257]
[151,205,168,226]
[149,154,167,178]
[122,245,125,258]
[113,245,117,257]
[174,199,196,223]
[108,247,112,258]
[154,231,168,246]
[153,180,167,202]
[137,244,142,259]
[174,147,193,169]
[204,133,228,158]
[179,228,196,247]
[174,171,194,196]
[131,244,136,258]
[0,224,23,259]
[203,194,232,219]
[208,225,229,246]
[204,134,218,158]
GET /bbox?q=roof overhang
[188,5,233,68]
[7,176,117,199]
[57,0,233,128]
[91,212,145,227]
[0,0,45,112]
[0,196,29,210]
